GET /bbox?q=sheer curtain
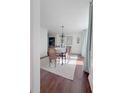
[84,1,93,73]
[88,2,93,90]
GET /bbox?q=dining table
[55,47,66,65]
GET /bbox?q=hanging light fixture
[60,25,65,47]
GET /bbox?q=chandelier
[60,25,65,46]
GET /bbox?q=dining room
[39,0,92,93]
[40,30,85,93]
[40,26,83,77]
[40,25,86,93]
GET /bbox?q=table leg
[61,53,63,65]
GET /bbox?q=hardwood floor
[83,71,92,93]
[40,55,92,93]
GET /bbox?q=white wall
[71,32,83,54]
[30,0,40,93]
[48,31,83,54]
[40,27,48,57]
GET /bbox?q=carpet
[40,55,78,80]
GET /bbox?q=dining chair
[66,46,71,60]
[60,46,71,64]
[48,48,57,67]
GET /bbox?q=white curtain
[81,29,88,57]
[84,1,93,72]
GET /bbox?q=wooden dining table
[55,47,66,65]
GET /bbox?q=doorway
[49,37,55,47]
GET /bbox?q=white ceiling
[40,0,90,32]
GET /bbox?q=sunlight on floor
[70,55,78,59]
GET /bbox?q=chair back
[48,48,57,59]
[66,46,71,54]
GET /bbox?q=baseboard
[88,74,93,91]
[83,71,89,76]
[40,55,48,59]
[71,53,81,55]
[30,90,40,93]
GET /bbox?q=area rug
[40,55,78,80]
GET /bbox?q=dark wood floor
[40,55,92,93]
[83,71,92,93]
